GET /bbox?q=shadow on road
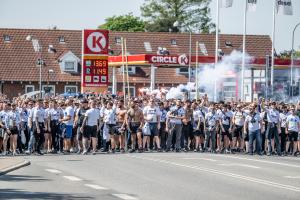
[0,189,94,200]
[0,175,49,182]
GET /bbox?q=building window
[42,85,55,96]
[115,36,122,44]
[125,86,136,97]
[144,42,152,52]
[119,66,136,74]
[177,67,189,74]
[64,61,76,71]
[3,35,11,42]
[25,85,35,93]
[171,39,177,45]
[59,36,65,43]
[108,86,113,93]
[64,85,78,94]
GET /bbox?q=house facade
[0,28,277,100]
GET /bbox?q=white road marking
[45,169,62,174]
[211,154,300,169]
[182,158,217,162]
[129,155,300,193]
[112,194,138,200]
[284,176,300,179]
[84,184,108,190]
[218,163,260,169]
[63,176,82,181]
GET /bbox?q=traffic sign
[83,30,109,55]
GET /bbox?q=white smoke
[166,82,195,100]
[197,50,253,101]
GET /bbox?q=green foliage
[140,0,215,33]
[98,13,145,32]
[278,50,300,59]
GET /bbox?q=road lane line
[129,155,300,192]
[218,163,260,169]
[45,169,62,174]
[211,154,300,168]
[63,176,82,181]
[284,176,300,179]
[84,184,108,190]
[182,158,217,162]
[112,194,138,200]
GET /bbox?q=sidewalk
[0,157,30,176]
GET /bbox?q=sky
[0,0,299,52]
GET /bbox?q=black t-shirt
[78,108,89,126]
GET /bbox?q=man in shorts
[126,101,144,153]
[60,99,74,153]
[285,105,299,156]
[80,100,100,155]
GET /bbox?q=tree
[141,0,215,33]
[278,50,300,59]
[98,13,145,32]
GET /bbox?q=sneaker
[111,149,115,154]
[36,151,44,155]
[138,148,143,153]
[25,150,32,155]
[129,149,136,153]
[267,152,271,156]
[120,148,125,153]
[92,151,96,155]
[82,151,88,155]
[157,148,162,152]
[76,150,82,155]
[225,149,231,154]
[12,151,18,156]
[293,152,298,157]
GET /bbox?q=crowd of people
[0,93,300,157]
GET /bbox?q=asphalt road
[0,152,299,200]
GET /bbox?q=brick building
[0,28,273,99]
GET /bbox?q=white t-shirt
[266,108,280,123]
[168,106,185,124]
[85,108,100,126]
[104,108,116,124]
[64,106,74,126]
[245,113,261,132]
[219,110,233,126]
[143,106,161,123]
[48,108,61,121]
[8,110,20,127]
[193,109,204,122]
[160,109,168,122]
[286,115,300,132]
[279,112,289,128]
[0,111,9,127]
[233,111,246,126]
[205,112,218,128]
[33,107,45,123]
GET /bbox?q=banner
[276,0,293,15]
[247,0,257,12]
[220,0,233,8]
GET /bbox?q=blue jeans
[28,128,35,151]
[249,129,262,154]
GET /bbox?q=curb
[0,160,31,176]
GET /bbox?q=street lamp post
[26,35,43,98]
[290,23,300,98]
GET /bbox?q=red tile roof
[0,28,272,84]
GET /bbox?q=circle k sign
[84,30,109,55]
